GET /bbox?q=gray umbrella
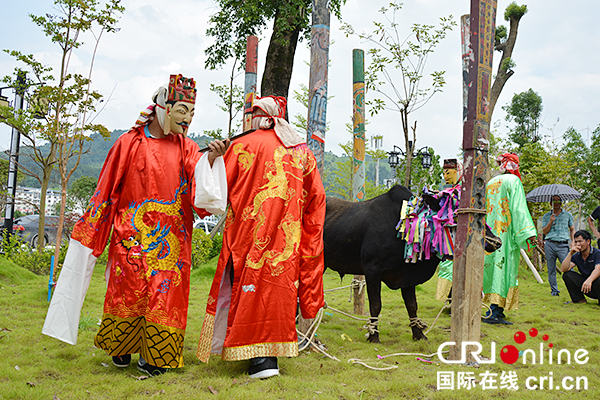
[525,184,581,203]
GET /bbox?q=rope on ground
[326,304,374,322]
[348,358,398,371]
[423,299,451,335]
[296,307,341,362]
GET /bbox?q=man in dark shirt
[560,230,600,304]
[587,206,600,248]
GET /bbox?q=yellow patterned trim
[435,278,453,301]
[234,143,255,172]
[95,314,185,368]
[222,341,298,361]
[483,286,519,312]
[196,313,216,363]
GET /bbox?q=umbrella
[525,184,581,203]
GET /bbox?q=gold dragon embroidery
[243,146,307,275]
[120,179,187,286]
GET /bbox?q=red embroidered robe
[196,128,326,362]
[72,126,207,368]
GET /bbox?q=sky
[1,0,600,165]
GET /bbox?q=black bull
[323,185,501,343]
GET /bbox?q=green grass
[1,255,599,399]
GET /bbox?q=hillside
[13,129,393,197]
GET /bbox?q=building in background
[14,186,61,215]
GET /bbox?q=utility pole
[450,0,496,362]
[3,71,26,237]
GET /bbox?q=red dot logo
[529,328,538,337]
[514,331,526,344]
[500,345,519,364]
[549,343,553,348]
[543,334,549,341]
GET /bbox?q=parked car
[12,215,60,247]
[194,218,218,234]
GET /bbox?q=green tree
[67,175,98,214]
[1,0,123,256]
[503,88,543,148]
[341,2,455,187]
[489,2,528,118]
[563,125,600,217]
[519,141,576,224]
[204,0,344,99]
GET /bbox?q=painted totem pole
[307,0,330,174]
[450,0,496,362]
[243,36,258,132]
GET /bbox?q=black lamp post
[387,140,432,190]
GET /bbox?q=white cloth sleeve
[194,155,227,215]
[42,239,97,345]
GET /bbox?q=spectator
[561,230,600,304]
[542,195,575,296]
[587,205,600,248]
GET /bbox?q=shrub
[1,233,67,276]
[191,229,213,268]
[209,233,223,259]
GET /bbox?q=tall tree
[204,0,344,99]
[488,2,528,118]
[341,2,455,187]
[503,88,543,147]
[1,0,123,254]
[563,125,600,217]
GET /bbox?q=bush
[209,233,223,259]
[1,233,67,276]
[191,229,213,268]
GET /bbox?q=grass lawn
[0,255,599,399]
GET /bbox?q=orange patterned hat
[167,74,196,104]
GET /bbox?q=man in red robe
[42,74,229,376]
[196,96,326,379]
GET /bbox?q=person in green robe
[482,153,537,325]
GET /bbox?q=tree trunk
[261,10,301,99]
[488,14,524,119]
[36,167,53,252]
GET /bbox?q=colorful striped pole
[242,36,258,133]
[352,49,366,315]
[450,0,496,362]
[306,0,330,174]
[352,49,366,202]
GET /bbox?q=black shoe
[482,317,513,325]
[248,357,279,379]
[112,354,131,368]
[137,357,167,376]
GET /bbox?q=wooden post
[306,0,330,174]
[242,36,258,132]
[450,0,497,362]
[352,49,366,315]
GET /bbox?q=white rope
[348,358,398,371]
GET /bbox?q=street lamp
[387,140,433,189]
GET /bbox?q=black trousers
[562,270,600,303]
